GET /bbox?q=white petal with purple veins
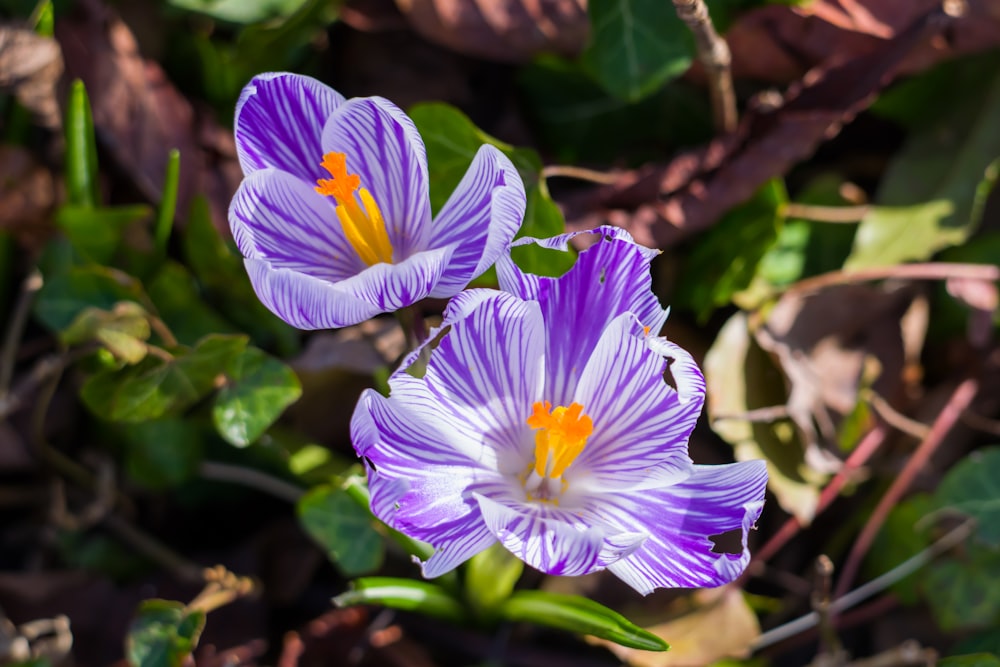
[235,72,344,182]
[428,145,526,298]
[323,97,432,259]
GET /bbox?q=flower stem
[396,305,428,352]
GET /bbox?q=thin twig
[750,426,887,567]
[834,378,979,599]
[102,513,204,583]
[671,0,737,133]
[783,203,870,224]
[199,460,304,504]
[0,269,43,394]
[753,517,975,651]
[787,263,1000,297]
[863,390,930,441]
[541,165,621,185]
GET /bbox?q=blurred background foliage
[0,0,999,665]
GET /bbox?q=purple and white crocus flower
[229,72,526,329]
[352,227,768,594]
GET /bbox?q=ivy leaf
[582,0,693,102]
[213,347,302,447]
[935,446,1000,546]
[126,599,205,667]
[298,485,384,576]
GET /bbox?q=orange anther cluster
[526,401,593,479]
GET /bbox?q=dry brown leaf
[0,146,59,250]
[755,284,927,461]
[54,0,241,234]
[389,0,587,63]
[588,586,759,667]
[0,26,63,130]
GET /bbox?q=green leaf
[61,301,152,364]
[34,265,148,333]
[925,544,1000,632]
[582,0,693,102]
[676,179,787,320]
[81,334,248,422]
[464,543,524,618]
[333,577,466,623]
[56,204,151,264]
[298,485,384,576]
[126,599,205,667]
[497,590,668,651]
[213,347,301,447]
[147,261,238,346]
[64,79,100,208]
[408,102,573,277]
[935,446,1000,546]
[517,56,711,163]
[940,656,1000,667]
[168,0,312,23]
[864,494,934,605]
[155,149,181,253]
[845,64,1000,268]
[120,418,204,490]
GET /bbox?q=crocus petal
[389,291,545,471]
[427,145,526,298]
[336,245,454,313]
[244,258,382,329]
[352,389,503,576]
[496,225,661,302]
[474,491,648,576]
[648,336,706,408]
[598,460,768,594]
[323,97,431,258]
[245,245,451,329]
[499,228,669,406]
[230,168,366,281]
[570,313,696,491]
[235,72,344,182]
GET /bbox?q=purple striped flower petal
[244,258,382,329]
[388,291,545,471]
[245,245,450,329]
[352,388,505,577]
[428,145,525,298]
[570,314,696,491]
[323,97,431,259]
[603,461,768,594]
[235,72,344,182]
[335,245,453,314]
[230,168,366,282]
[474,491,648,576]
[499,228,670,406]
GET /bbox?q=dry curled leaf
[349,0,588,62]
[54,0,241,234]
[0,146,59,250]
[0,26,63,130]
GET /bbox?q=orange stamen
[526,401,593,479]
[314,151,393,266]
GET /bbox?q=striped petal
[388,294,545,472]
[570,314,697,491]
[598,461,768,594]
[230,168,366,281]
[244,258,381,329]
[323,97,431,259]
[474,491,647,576]
[244,244,451,329]
[428,145,526,298]
[499,228,669,406]
[235,72,344,182]
[352,389,503,577]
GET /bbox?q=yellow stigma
[315,152,393,266]
[526,401,593,479]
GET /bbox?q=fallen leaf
[588,586,759,667]
[0,146,59,250]
[388,0,587,63]
[0,26,63,129]
[54,0,241,234]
